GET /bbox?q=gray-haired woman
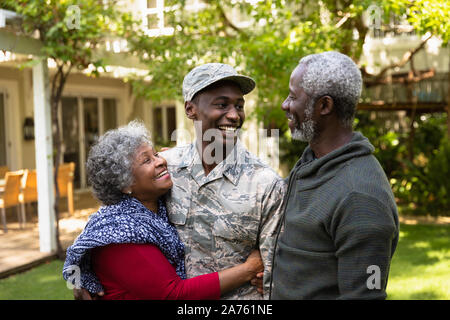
[63,120,263,300]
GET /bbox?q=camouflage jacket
[161,141,286,299]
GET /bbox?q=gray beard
[291,119,316,142]
[291,100,316,142]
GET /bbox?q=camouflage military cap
[182,63,256,102]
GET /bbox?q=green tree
[128,0,449,129]
[126,0,449,214]
[2,0,138,258]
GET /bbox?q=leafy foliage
[127,2,449,214]
[4,0,136,72]
[395,135,450,216]
[357,112,450,216]
[128,0,448,125]
[2,0,138,257]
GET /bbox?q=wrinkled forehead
[135,143,153,157]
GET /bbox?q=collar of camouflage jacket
[179,140,247,186]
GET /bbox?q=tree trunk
[408,107,417,162]
[51,95,64,259]
[447,58,450,138]
[406,71,418,161]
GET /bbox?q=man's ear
[185,101,197,120]
[317,95,334,116]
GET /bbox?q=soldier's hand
[73,288,104,300]
[245,250,264,274]
[250,272,264,294]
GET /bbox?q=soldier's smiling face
[186,80,245,145]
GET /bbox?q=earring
[127,190,132,195]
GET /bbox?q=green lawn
[0,260,72,300]
[386,224,450,300]
[0,223,448,300]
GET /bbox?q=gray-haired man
[162,63,286,299]
[270,51,399,299]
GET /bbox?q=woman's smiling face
[128,144,173,201]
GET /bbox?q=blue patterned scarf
[62,196,186,294]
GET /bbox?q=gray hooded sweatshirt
[270,132,399,300]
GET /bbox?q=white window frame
[140,0,208,37]
[142,0,174,36]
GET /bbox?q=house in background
[2,1,446,189]
[360,15,448,118]
[0,1,278,193]
[0,1,280,253]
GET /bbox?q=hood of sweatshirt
[291,131,375,191]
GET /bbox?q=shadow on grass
[387,223,450,299]
[391,224,449,273]
[409,290,440,300]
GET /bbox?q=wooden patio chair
[57,162,75,215]
[0,166,8,179]
[19,169,38,226]
[0,170,25,233]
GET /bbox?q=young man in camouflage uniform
[162,63,286,299]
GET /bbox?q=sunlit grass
[386,224,450,300]
[0,260,72,300]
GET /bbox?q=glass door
[103,98,117,132]
[82,98,99,187]
[60,96,117,189]
[61,97,81,188]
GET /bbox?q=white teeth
[219,126,237,132]
[286,113,294,121]
[156,170,168,179]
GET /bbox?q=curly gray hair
[86,120,152,205]
[298,51,362,128]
